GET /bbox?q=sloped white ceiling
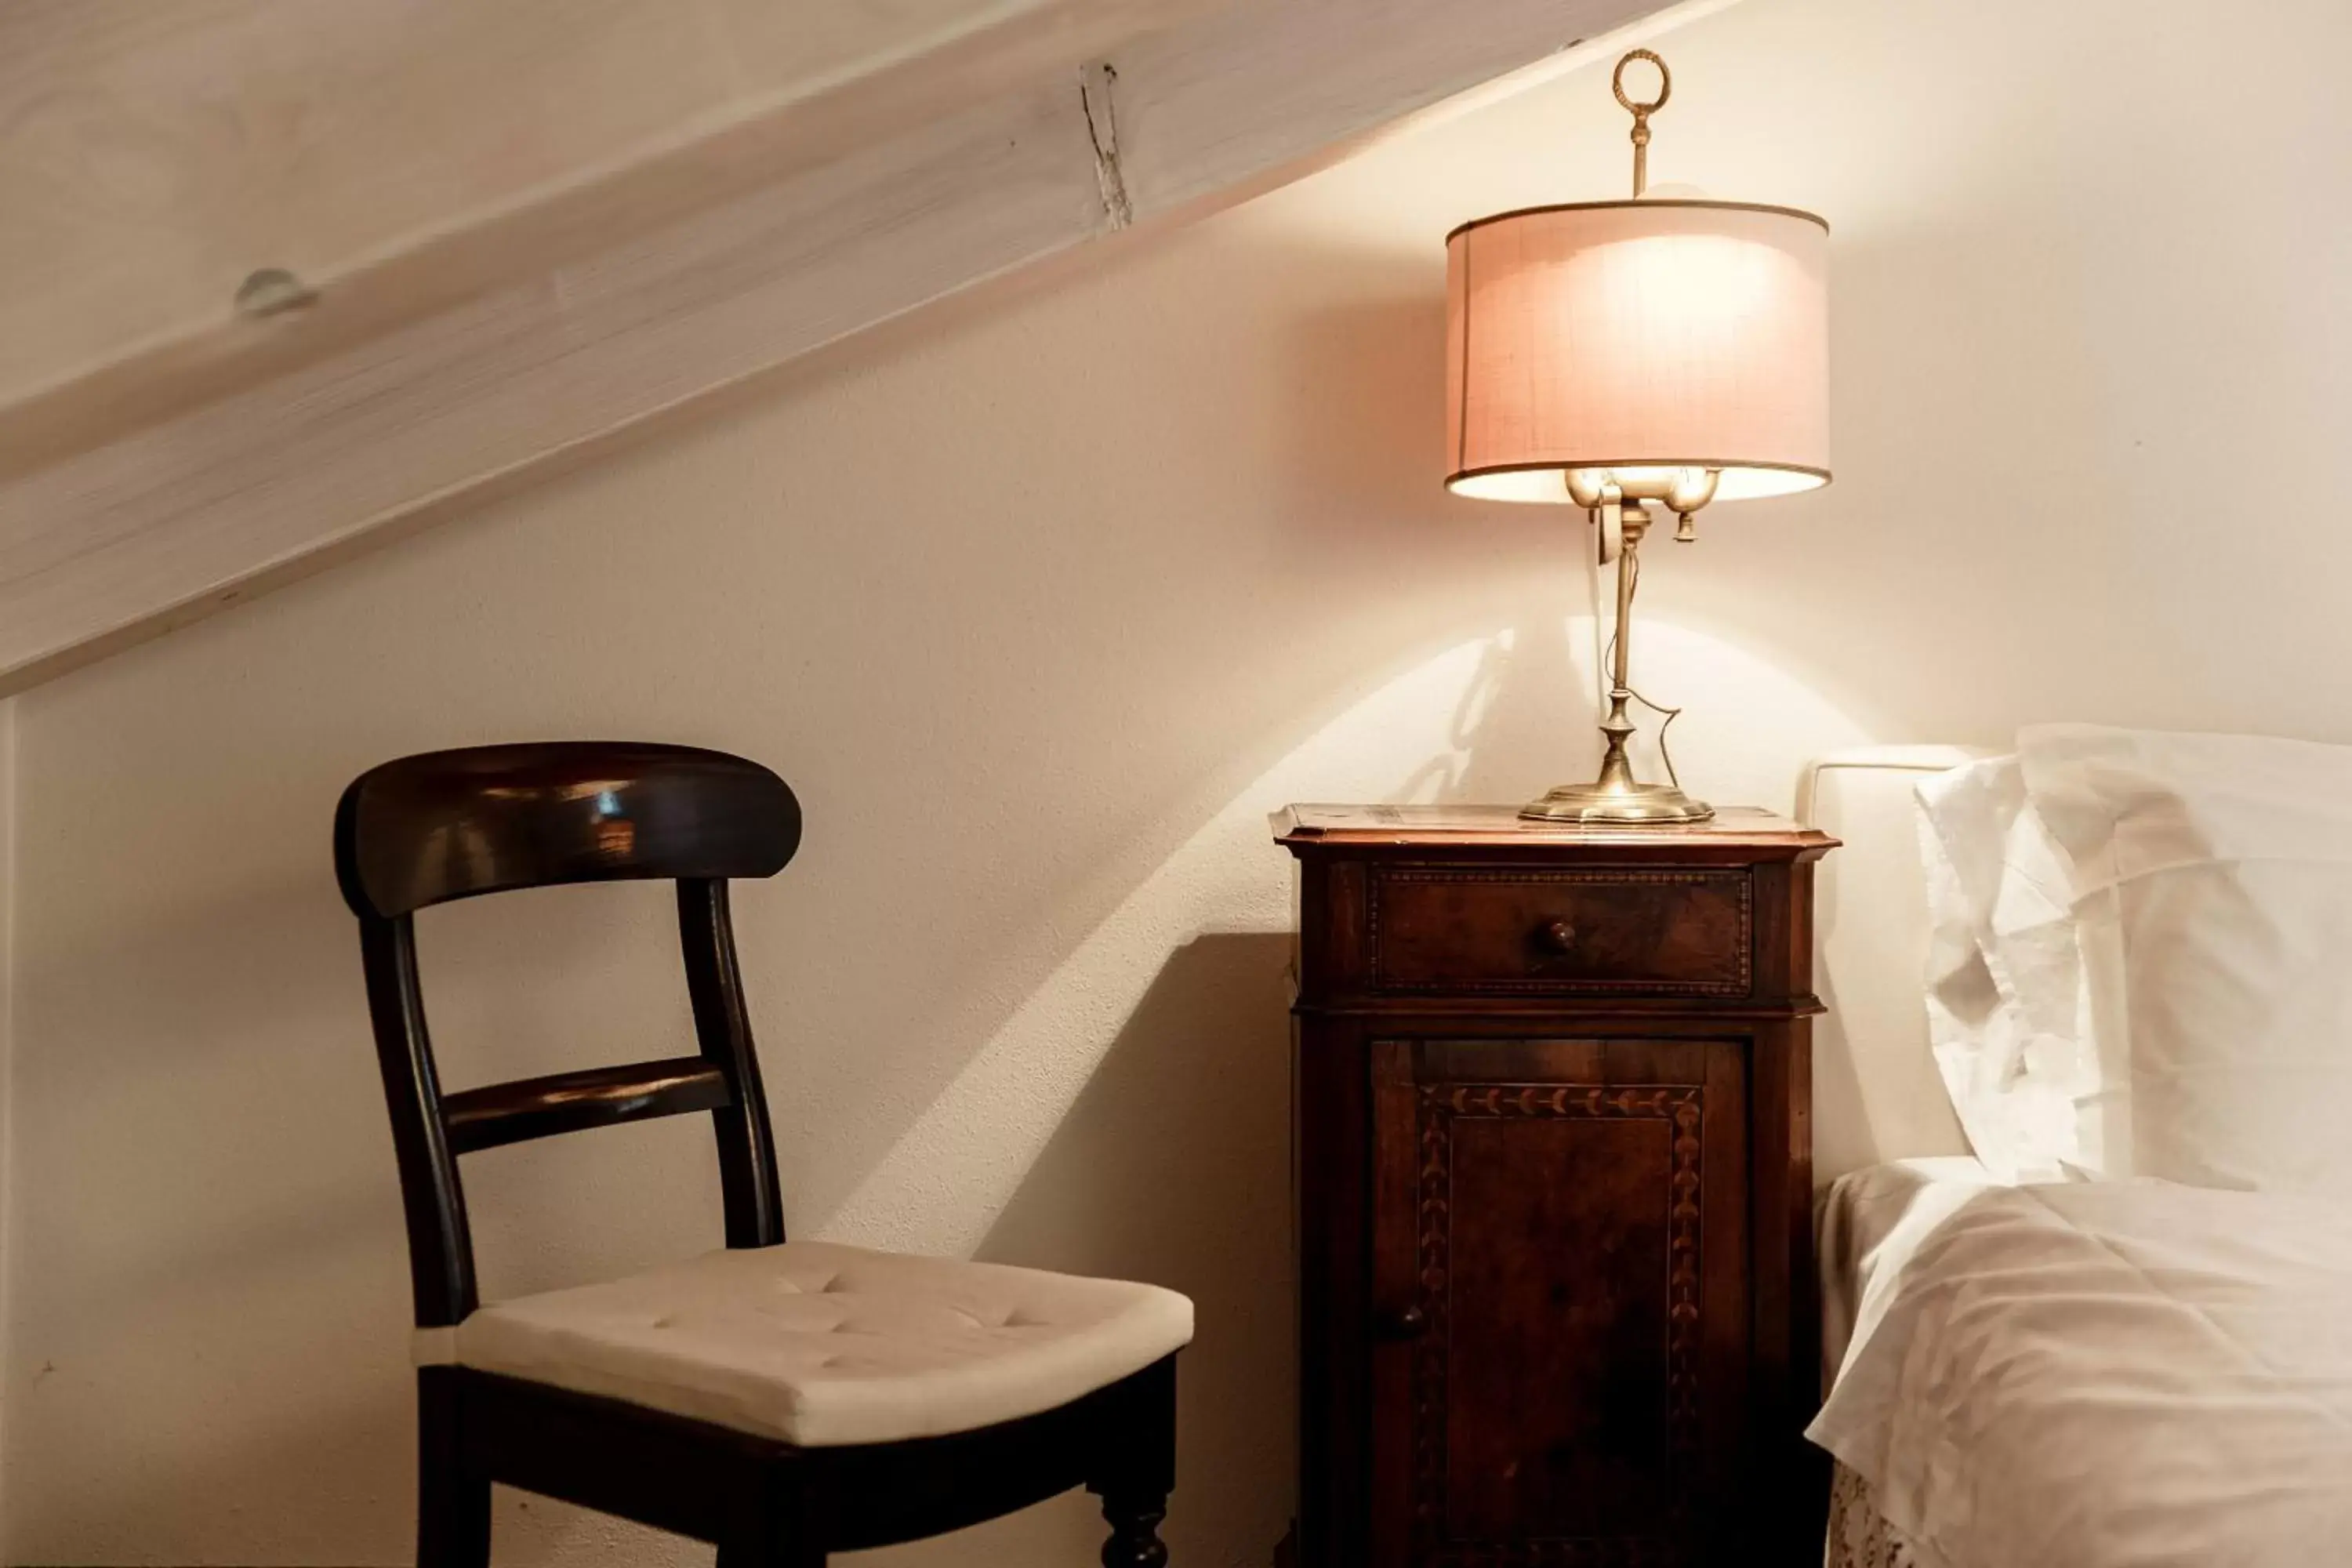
[0,0,1177,408]
[0,0,1717,693]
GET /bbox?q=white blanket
[1817,1156,1996,1388]
[1809,1175,2352,1567]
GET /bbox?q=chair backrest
[335,742,802,1327]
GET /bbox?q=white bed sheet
[1817,1156,1997,1389]
[1809,1171,2352,1568]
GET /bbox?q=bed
[1802,735,2352,1568]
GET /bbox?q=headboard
[1802,747,1980,1181]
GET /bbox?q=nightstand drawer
[1369,867,1751,995]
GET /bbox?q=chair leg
[1092,1355,1178,1568]
[720,1481,825,1568]
[418,1369,491,1568]
[419,1471,492,1568]
[1098,1488,1170,1568]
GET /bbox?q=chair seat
[420,1241,1194,1448]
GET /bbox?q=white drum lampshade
[1443,198,1831,503]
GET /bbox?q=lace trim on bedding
[1824,1461,1926,1568]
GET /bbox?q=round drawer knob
[1540,920,1579,953]
[1374,1304,1428,1341]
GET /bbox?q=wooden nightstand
[1272,805,1836,1567]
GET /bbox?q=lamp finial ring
[1612,49,1671,115]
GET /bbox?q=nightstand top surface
[1271,803,1836,855]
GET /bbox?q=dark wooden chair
[336,742,1185,1566]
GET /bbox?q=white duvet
[1809,1174,2352,1567]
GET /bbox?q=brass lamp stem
[1520,466,1718,825]
[1612,49,1671,198]
[1589,506,1649,800]
[1610,509,1639,695]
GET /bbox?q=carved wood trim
[1370,869,1753,997]
[1413,1083,1704,1566]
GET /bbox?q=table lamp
[1444,49,1830,823]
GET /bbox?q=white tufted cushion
[419,1242,1193,1448]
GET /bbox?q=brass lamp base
[1519,779,1714,825]
[1514,475,1721,829]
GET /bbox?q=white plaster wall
[6,0,2351,1563]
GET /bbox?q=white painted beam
[0,0,1217,479]
[0,0,1722,692]
[0,0,1203,418]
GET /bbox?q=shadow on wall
[972,932,1299,1567]
[811,617,1610,1566]
[1393,613,1595,805]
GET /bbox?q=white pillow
[1915,755,2118,1181]
[2020,723,2352,1193]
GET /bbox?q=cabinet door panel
[1447,1109,1674,1537]
[1370,1037,1748,1566]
